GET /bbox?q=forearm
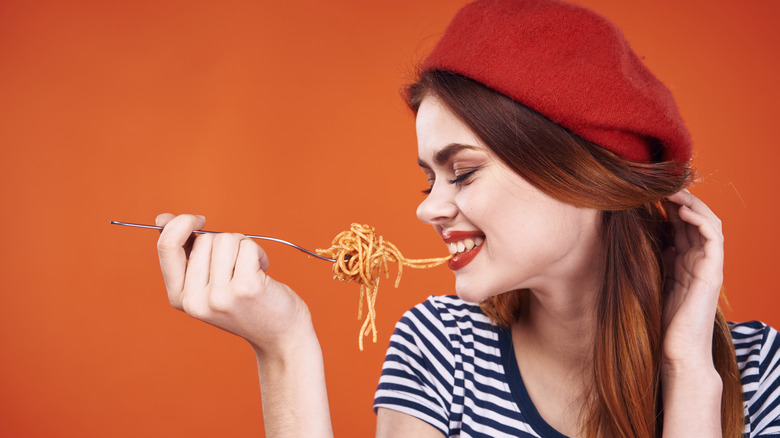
[661,365,723,438]
[254,326,333,438]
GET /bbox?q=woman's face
[415,97,603,303]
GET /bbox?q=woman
[155,0,779,436]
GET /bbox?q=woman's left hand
[661,189,724,374]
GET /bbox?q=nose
[416,183,459,225]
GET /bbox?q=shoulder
[404,294,488,321]
[729,321,780,436]
[374,295,501,435]
[394,295,498,353]
[729,320,779,382]
[404,294,494,327]
[387,295,495,362]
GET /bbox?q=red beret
[424,0,692,164]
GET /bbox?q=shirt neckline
[497,327,570,438]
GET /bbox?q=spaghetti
[317,223,451,350]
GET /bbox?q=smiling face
[415,97,604,303]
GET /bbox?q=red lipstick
[442,230,485,271]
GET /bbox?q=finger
[156,213,199,257]
[157,214,207,299]
[667,189,698,208]
[676,204,723,247]
[682,206,703,250]
[234,238,270,278]
[673,191,724,262]
[210,233,243,287]
[667,199,691,254]
[180,233,214,314]
[668,190,722,234]
[669,192,704,249]
[230,239,269,297]
[674,206,724,295]
[676,206,724,275]
[184,233,214,290]
[155,213,176,228]
[667,193,697,249]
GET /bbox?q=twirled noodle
[316,223,452,350]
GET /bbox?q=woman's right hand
[157,214,334,436]
[155,213,313,356]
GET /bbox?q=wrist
[662,363,722,400]
[661,358,719,381]
[251,317,320,366]
[661,365,723,437]
[251,316,333,438]
[244,296,317,358]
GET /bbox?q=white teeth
[447,237,484,254]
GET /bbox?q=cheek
[454,189,502,228]
[457,186,527,246]
[540,206,600,256]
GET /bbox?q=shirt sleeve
[732,321,780,437]
[373,297,457,436]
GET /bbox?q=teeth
[447,237,484,255]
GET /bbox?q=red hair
[406,70,743,438]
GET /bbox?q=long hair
[405,70,743,438]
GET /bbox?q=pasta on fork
[317,223,451,350]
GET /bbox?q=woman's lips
[442,230,485,271]
[448,244,482,270]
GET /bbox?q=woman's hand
[156,213,334,437]
[661,190,724,372]
[660,190,724,437]
[155,213,312,355]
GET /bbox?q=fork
[110,220,336,262]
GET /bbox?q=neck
[516,285,597,368]
[509,283,601,437]
[514,229,605,368]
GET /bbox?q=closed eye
[422,168,479,194]
[421,174,435,195]
[447,168,479,185]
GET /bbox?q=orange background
[1,1,778,436]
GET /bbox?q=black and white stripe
[732,320,780,436]
[375,295,780,437]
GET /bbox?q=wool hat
[424,0,692,164]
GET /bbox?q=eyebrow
[417,143,478,169]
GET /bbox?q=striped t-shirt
[374,295,780,437]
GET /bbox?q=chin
[455,274,521,305]
[454,282,495,304]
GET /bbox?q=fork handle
[109,221,335,262]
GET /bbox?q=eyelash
[421,168,479,194]
[449,168,479,185]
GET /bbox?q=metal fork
[110,220,336,262]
